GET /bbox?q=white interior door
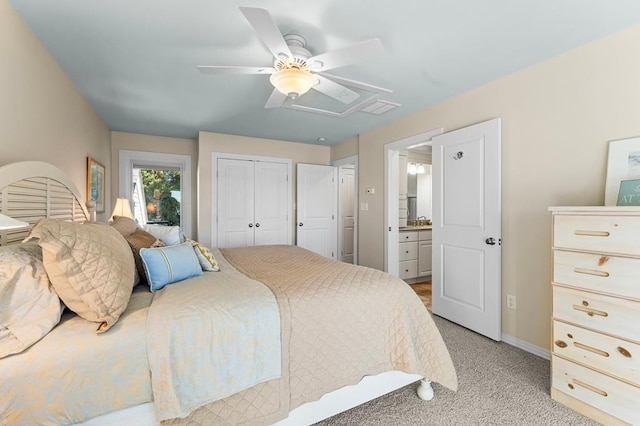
[297,163,337,259]
[339,166,355,263]
[217,158,255,248]
[254,161,289,246]
[432,118,502,341]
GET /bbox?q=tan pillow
[125,228,163,282]
[0,243,63,358]
[24,219,136,333]
[110,215,139,238]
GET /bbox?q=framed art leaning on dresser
[549,206,640,425]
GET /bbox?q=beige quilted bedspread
[166,245,457,425]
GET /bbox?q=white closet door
[339,166,355,264]
[217,158,255,248]
[254,161,289,246]
[297,163,337,259]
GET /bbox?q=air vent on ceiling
[361,100,400,115]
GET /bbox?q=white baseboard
[501,333,550,360]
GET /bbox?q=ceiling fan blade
[197,65,275,75]
[312,75,360,104]
[239,7,292,60]
[306,38,385,72]
[264,88,287,109]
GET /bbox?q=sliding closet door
[217,158,255,248]
[254,161,288,246]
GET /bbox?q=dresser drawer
[553,286,640,343]
[399,260,418,279]
[552,355,640,425]
[553,321,640,386]
[418,230,432,241]
[554,250,640,300]
[554,214,640,255]
[399,241,418,261]
[399,231,418,242]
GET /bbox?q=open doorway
[384,129,442,276]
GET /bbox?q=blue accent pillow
[140,242,203,292]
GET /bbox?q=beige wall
[0,2,111,220]
[357,23,640,350]
[330,136,359,162]
[198,131,330,247]
[111,131,198,237]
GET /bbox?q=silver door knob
[485,237,496,245]
[255,223,260,228]
[298,222,303,227]
[248,223,253,228]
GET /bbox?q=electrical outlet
[360,202,369,211]
[506,295,516,310]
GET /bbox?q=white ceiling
[10,1,640,145]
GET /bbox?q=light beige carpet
[315,315,598,425]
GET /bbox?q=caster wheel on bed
[416,379,434,401]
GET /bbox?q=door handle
[298,222,303,227]
[485,237,496,245]
[255,223,260,228]
[248,223,253,228]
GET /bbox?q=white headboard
[0,161,89,246]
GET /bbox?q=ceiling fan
[197,7,390,109]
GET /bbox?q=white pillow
[0,243,63,358]
[143,224,182,246]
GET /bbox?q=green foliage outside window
[140,169,181,226]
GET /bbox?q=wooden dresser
[549,206,640,425]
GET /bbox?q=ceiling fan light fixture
[270,68,317,98]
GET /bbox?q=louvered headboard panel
[0,161,89,246]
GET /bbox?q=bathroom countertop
[399,225,432,231]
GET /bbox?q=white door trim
[211,152,292,247]
[384,129,443,275]
[118,150,192,238]
[331,155,358,264]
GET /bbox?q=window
[119,150,192,238]
[132,167,181,226]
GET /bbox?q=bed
[0,161,457,425]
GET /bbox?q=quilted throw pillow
[187,239,220,271]
[140,242,203,292]
[24,219,136,333]
[0,243,63,358]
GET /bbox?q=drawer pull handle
[618,347,632,358]
[572,305,608,317]
[574,268,610,278]
[572,379,608,397]
[573,342,609,357]
[574,230,610,237]
[554,340,567,348]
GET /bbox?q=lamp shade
[0,213,29,230]
[110,198,134,221]
[269,68,317,98]
[408,163,417,174]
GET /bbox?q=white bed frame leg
[416,379,434,401]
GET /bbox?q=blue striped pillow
[140,242,203,292]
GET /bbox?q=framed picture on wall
[604,136,640,205]
[87,156,105,213]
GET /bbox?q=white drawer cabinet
[399,229,432,280]
[549,206,640,426]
